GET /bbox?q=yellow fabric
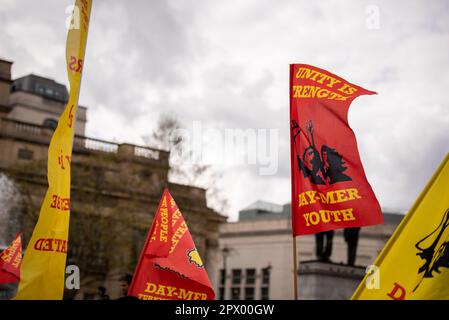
[15,0,92,300]
[352,153,449,300]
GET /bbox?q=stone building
[0,58,226,299]
[214,201,403,300]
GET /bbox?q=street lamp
[221,246,231,300]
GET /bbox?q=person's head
[97,286,109,300]
[119,274,133,296]
[303,146,321,173]
[321,145,346,172]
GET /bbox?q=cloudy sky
[1,0,448,220]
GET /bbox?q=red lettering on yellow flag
[387,283,407,300]
[50,195,70,211]
[68,56,83,73]
[33,238,67,254]
[58,150,71,170]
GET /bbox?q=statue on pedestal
[315,227,361,266]
[344,227,361,266]
[315,230,334,262]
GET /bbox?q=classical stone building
[214,201,403,300]
[0,58,226,299]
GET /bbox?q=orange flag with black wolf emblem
[128,189,215,300]
[290,64,383,236]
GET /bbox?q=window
[218,287,225,300]
[261,287,269,300]
[36,86,45,95]
[220,269,226,286]
[18,149,33,160]
[218,269,226,300]
[244,287,255,300]
[245,268,256,285]
[43,118,58,130]
[262,267,271,285]
[231,287,240,300]
[261,266,270,300]
[231,269,242,285]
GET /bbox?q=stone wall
[0,116,226,300]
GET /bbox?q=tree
[142,114,228,214]
[0,173,22,247]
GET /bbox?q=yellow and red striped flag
[15,0,92,300]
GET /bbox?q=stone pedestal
[298,260,366,300]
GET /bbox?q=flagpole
[289,64,299,300]
[292,236,299,300]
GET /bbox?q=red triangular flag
[128,189,215,300]
[0,233,22,284]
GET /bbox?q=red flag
[290,64,383,236]
[128,189,215,300]
[0,233,22,284]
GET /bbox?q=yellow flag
[15,0,92,300]
[352,153,449,300]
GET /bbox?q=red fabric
[0,233,21,284]
[290,64,383,236]
[128,189,215,300]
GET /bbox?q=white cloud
[1,0,448,220]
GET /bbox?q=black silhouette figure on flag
[413,208,449,292]
[291,120,352,185]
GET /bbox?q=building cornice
[9,101,87,121]
[220,227,393,240]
